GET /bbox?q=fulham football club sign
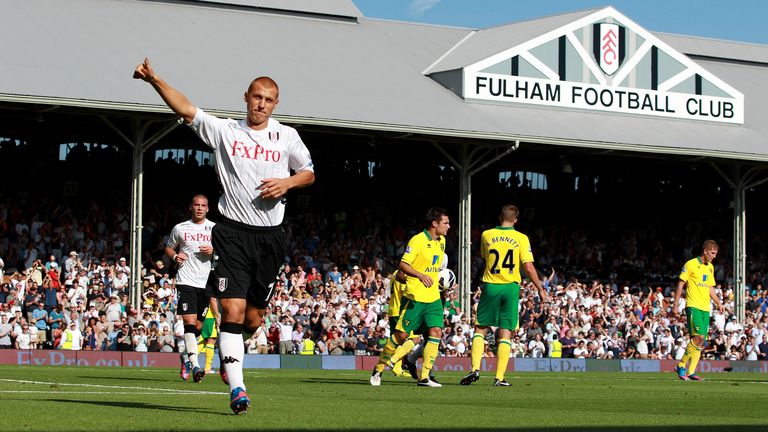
[455,7,744,124]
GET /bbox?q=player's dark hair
[702,240,719,251]
[424,207,448,228]
[500,204,519,222]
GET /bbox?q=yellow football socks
[420,337,440,380]
[471,333,485,372]
[374,335,399,373]
[496,338,511,381]
[688,342,703,375]
[204,344,215,371]
[389,338,416,367]
[678,340,696,369]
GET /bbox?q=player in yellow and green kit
[381,207,450,387]
[460,204,548,387]
[673,240,724,381]
[197,301,219,374]
[369,269,414,385]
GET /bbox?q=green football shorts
[200,317,217,339]
[475,282,520,330]
[685,307,710,337]
[396,299,444,333]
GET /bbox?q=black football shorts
[207,217,285,309]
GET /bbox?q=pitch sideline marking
[0,378,227,395]
[0,390,218,395]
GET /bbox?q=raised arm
[133,58,196,124]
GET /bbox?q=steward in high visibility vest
[550,335,562,358]
[60,322,80,350]
[300,334,315,355]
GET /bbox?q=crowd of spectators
[2,196,768,363]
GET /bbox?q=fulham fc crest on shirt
[269,132,280,143]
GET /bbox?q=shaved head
[247,76,279,97]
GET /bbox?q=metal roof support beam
[100,115,180,309]
[711,163,768,323]
[433,140,519,321]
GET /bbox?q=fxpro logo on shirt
[231,140,282,162]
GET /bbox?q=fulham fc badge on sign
[593,22,625,76]
[269,131,280,143]
[218,277,228,292]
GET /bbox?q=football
[438,268,456,290]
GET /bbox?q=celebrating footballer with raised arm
[135,58,314,414]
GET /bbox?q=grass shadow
[37,398,229,416]
[298,377,428,386]
[76,375,180,383]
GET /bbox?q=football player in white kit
[134,58,315,414]
[165,194,215,383]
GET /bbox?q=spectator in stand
[48,304,65,344]
[328,326,344,355]
[758,334,768,360]
[0,314,12,348]
[745,336,760,361]
[560,329,576,358]
[116,324,133,351]
[278,314,295,354]
[116,257,130,275]
[247,321,269,354]
[82,319,97,350]
[58,320,82,350]
[509,334,526,358]
[316,331,330,355]
[105,295,122,325]
[326,265,342,285]
[31,302,48,346]
[133,324,149,352]
[15,322,31,350]
[306,267,323,295]
[291,323,305,353]
[64,251,79,279]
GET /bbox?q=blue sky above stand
[352,0,768,45]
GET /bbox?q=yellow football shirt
[480,226,533,284]
[679,257,715,312]
[401,230,445,303]
[388,277,405,317]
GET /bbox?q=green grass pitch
[0,365,766,431]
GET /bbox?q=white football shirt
[188,109,314,226]
[166,218,215,289]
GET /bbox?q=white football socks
[407,342,424,364]
[220,331,245,391]
[184,333,199,368]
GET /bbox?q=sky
[352,0,768,45]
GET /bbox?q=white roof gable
[431,7,743,124]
